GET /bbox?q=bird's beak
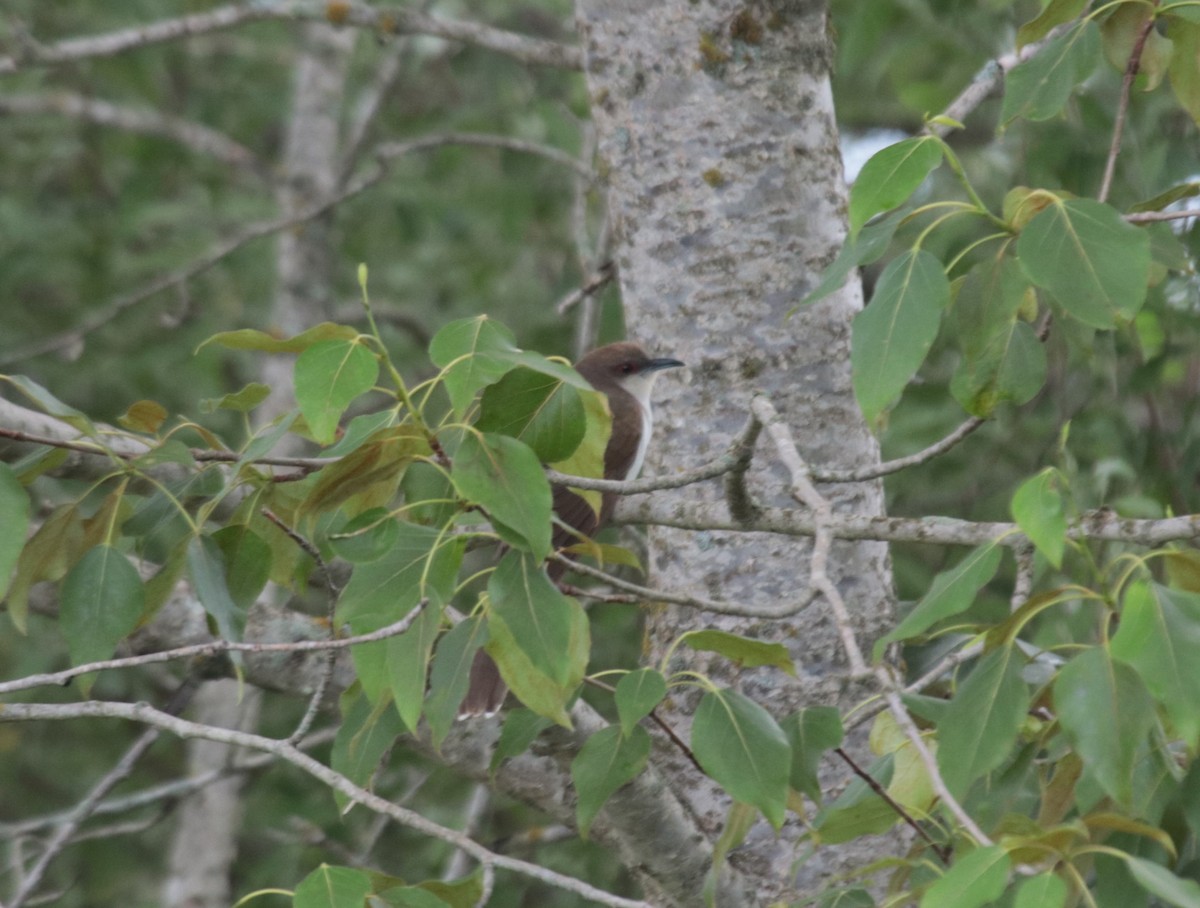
[644,357,685,373]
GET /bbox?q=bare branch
[0,612,425,696]
[750,394,867,676]
[0,2,581,76]
[876,666,993,846]
[7,680,197,908]
[813,416,984,483]
[1099,11,1155,204]
[0,729,337,839]
[550,553,813,619]
[0,92,263,175]
[622,498,1200,549]
[0,700,651,908]
[1126,207,1200,223]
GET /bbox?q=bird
[457,341,685,718]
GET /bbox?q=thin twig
[749,393,991,844]
[0,613,426,696]
[0,700,651,908]
[750,394,867,676]
[876,667,993,846]
[1098,8,1156,204]
[1125,207,1200,223]
[843,642,981,733]
[813,417,984,483]
[0,92,263,175]
[7,678,198,908]
[833,746,950,863]
[555,262,616,317]
[0,729,336,839]
[0,1,581,75]
[550,552,814,619]
[260,508,346,743]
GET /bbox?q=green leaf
[376,885,452,907]
[485,610,584,728]
[428,316,520,416]
[678,629,795,675]
[339,523,460,631]
[488,551,576,684]
[782,706,844,801]
[615,668,667,736]
[817,889,875,908]
[339,524,462,703]
[1168,19,1200,124]
[331,687,406,810]
[330,509,400,564]
[293,863,372,908]
[477,367,586,463]
[3,374,94,433]
[0,463,30,603]
[848,137,943,235]
[1102,4,1174,92]
[950,254,1045,417]
[795,209,904,310]
[451,431,552,558]
[920,846,1011,908]
[815,753,896,842]
[211,524,270,611]
[1017,198,1150,328]
[426,617,488,746]
[547,387,612,518]
[187,534,245,643]
[1111,582,1200,747]
[118,399,167,434]
[1002,21,1100,123]
[1013,872,1067,908]
[571,724,651,839]
[294,338,379,445]
[388,604,442,731]
[936,645,1030,799]
[1011,468,1067,569]
[877,542,1003,654]
[1055,647,1156,806]
[6,504,82,634]
[491,708,554,771]
[1017,0,1087,48]
[300,426,427,520]
[1122,856,1200,908]
[60,545,145,679]
[199,381,271,414]
[692,688,790,829]
[851,248,950,424]
[197,321,357,354]
[415,873,484,908]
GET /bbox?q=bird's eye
[621,362,635,374]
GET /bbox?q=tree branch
[0,612,425,696]
[0,92,263,175]
[0,1,581,75]
[0,700,650,908]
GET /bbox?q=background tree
[2,2,1200,908]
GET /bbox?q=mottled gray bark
[576,0,896,901]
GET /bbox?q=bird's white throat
[621,371,659,481]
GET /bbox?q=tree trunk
[575,0,897,899]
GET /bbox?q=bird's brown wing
[548,483,607,580]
